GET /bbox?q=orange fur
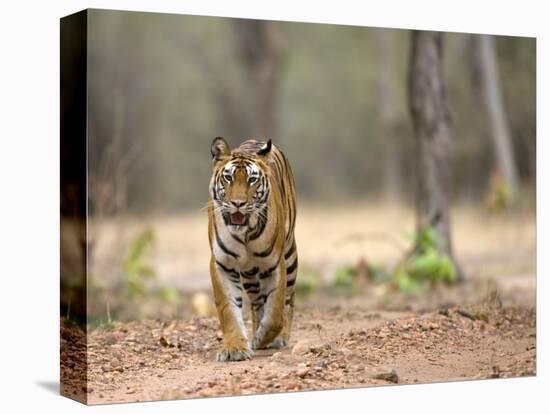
[207,138,298,361]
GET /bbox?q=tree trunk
[375,29,402,201]
[477,34,520,198]
[408,31,460,273]
[236,20,285,142]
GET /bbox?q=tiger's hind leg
[250,297,264,340]
[279,244,298,345]
[265,279,296,349]
[250,260,286,350]
[258,290,295,350]
[280,290,296,345]
[249,291,289,350]
[264,252,298,349]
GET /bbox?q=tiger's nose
[231,199,246,208]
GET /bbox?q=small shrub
[332,265,357,296]
[123,227,156,298]
[367,264,392,284]
[295,269,323,296]
[485,172,512,213]
[393,227,457,294]
[156,287,180,305]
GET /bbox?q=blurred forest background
[63,10,536,325]
[87,11,535,211]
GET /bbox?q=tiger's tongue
[230,212,246,225]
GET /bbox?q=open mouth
[230,212,248,226]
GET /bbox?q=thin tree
[408,30,461,277]
[375,29,402,200]
[235,20,286,141]
[477,34,520,198]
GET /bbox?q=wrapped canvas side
[60,9,88,404]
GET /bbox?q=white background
[0,0,547,412]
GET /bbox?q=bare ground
[61,297,536,405]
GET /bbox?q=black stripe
[254,235,277,257]
[272,154,285,196]
[281,151,291,173]
[286,258,298,275]
[241,267,259,279]
[252,296,265,305]
[243,282,259,290]
[215,260,239,276]
[286,278,296,288]
[264,287,277,301]
[231,233,245,245]
[287,206,296,242]
[285,202,295,242]
[212,173,220,201]
[216,261,242,285]
[285,291,295,306]
[252,287,276,310]
[271,153,282,179]
[227,274,241,283]
[231,284,242,291]
[284,242,295,260]
[258,178,269,204]
[276,155,287,202]
[222,212,231,226]
[251,210,268,240]
[214,221,239,258]
[248,205,268,241]
[259,262,279,279]
[213,174,224,202]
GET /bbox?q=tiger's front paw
[216,346,253,362]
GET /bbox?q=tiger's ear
[211,137,230,161]
[256,139,272,157]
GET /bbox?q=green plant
[367,264,392,284]
[295,269,323,296]
[123,227,156,298]
[394,227,457,293]
[332,265,357,296]
[330,260,392,296]
[156,286,180,305]
[486,172,513,213]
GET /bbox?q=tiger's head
[210,137,272,230]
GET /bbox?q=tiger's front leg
[250,260,286,350]
[210,258,252,362]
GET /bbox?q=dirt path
[60,301,536,405]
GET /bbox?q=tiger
[207,137,298,362]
